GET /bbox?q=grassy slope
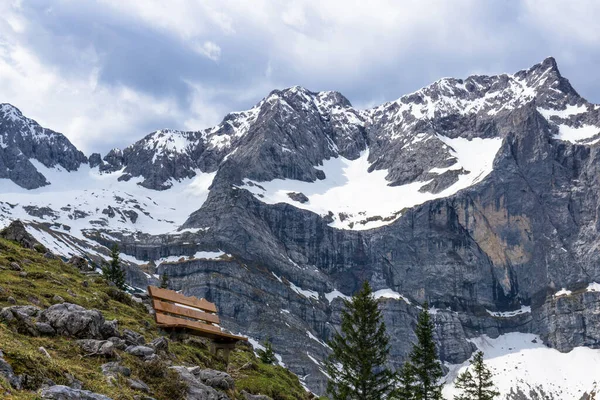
[0,237,312,400]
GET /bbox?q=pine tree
[102,244,126,290]
[410,302,444,400]
[160,272,169,289]
[257,339,277,364]
[394,361,416,400]
[453,351,499,400]
[324,281,396,400]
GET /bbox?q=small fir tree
[257,339,277,364]
[394,361,417,400]
[160,272,169,289]
[453,351,499,400]
[324,281,396,400]
[410,302,444,400]
[102,244,126,290]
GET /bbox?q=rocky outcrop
[40,385,113,400]
[0,220,44,251]
[39,303,114,339]
[170,366,231,400]
[0,103,86,189]
[77,340,115,357]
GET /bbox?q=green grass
[0,238,312,400]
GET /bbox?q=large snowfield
[0,162,216,257]
[242,136,502,230]
[443,333,600,399]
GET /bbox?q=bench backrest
[147,286,247,342]
[148,285,220,324]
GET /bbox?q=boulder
[241,391,273,400]
[0,305,42,336]
[40,385,113,399]
[149,337,169,352]
[0,356,22,390]
[67,256,93,272]
[76,340,115,357]
[107,337,127,350]
[0,220,43,250]
[35,322,57,336]
[39,303,105,339]
[124,345,154,357]
[189,368,234,391]
[101,362,131,377]
[122,328,145,345]
[170,366,231,400]
[127,378,150,393]
[9,262,21,271]
[100,320,119,339]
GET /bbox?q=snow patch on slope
[485,305,531,318]
[443,333,600,400]
[372,289,411,304]
[242,136,502,230]
[0,163,216,257]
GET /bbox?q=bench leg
[209,341,218,356]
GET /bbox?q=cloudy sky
[1,0,599,154]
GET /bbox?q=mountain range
[2,57,600,398]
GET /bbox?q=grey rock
[241,391,272,400]
[127,378,150,393]
[107,336,127,350]
[7,296,16,304]
[101,362,131,377]
[9,262,21,271]
[124,345,154,357]
[76,339,115,357]
[189,368,234,390]
[0,220,44,250]
[36,322,56,335]
[286,192,309,203]
[67,256,93,272]
[38,346,51,358]
[100,319,119,339]
[149,337,169,352]
[170,366,231,400]
[0,356,22,389]
[65,373,83,390]
[122,328,145,345]
[52,295,65,304]
[39,303,106,339]
[40,385,113,400]
[0,305,41,335]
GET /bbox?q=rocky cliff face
[2,57,600,397]
[0,104,87,189]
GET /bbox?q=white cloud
[1,0,599,155]
[521,0,600,46]
[192,41,221,61]
[0,41,186,153]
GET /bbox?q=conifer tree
[324,281,396,400]
[453,351,499,400]
[257,339,277,364]
[394,361,416,400]
[102,244,126,290]
[160,272,169,289]
[409,302,444,400]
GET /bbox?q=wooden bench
[147,286,247,362]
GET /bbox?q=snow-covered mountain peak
[0,103,25,122]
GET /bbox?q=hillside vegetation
[0,236,312,400]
